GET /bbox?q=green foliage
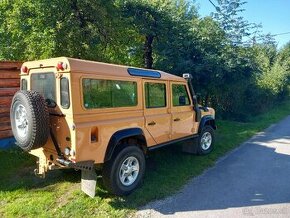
[210,0,251,45]
[0,1,54,60]
[0,0,118,61]
[210,0,276,46]
[0,0,289,120]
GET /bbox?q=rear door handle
[148,121,156,126]
[173,118,180,122]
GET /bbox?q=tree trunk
[144,35,154,69]
[205,93,210,106]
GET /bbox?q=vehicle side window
[172,84,190,106]
[145,82,166,108]
[21,79,27,90]
[60,77,70,109]
[82,79,137,109]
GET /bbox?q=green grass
[1,100,290,217]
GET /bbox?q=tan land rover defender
[10,57,216,197]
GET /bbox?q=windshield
[31,72,56,107]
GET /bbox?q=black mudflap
[182,137,199,154]
[81,169,97,198]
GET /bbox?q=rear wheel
[10,90,49,151]
[102,146,145,196]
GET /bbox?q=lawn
[1,100,290,217]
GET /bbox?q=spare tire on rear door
[10,90,50,151]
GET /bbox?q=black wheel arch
[104,128,147,162]
[198,115,216,134]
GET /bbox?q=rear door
[170,82,196,139]
[143,79,171,144]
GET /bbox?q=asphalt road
[136,116,290,218]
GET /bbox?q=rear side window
[172,84,190,106]
[31,72,56,107]
[60,77,70,109]
[145,82,166,108]
[82,79,137,109]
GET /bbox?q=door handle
[148,121,156,126]
[173,118,180,122]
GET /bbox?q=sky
[195,0,290,48]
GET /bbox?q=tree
[0,0,288,121]
[121,0,176,68]
[0,0,119,61]
[210,0,274,46]
[256,42,290,97]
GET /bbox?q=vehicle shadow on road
[138,128,290,215]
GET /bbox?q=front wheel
[197,126,215,155]
[102,146,145,196]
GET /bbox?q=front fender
[198,115,216,134]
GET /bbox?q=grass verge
[1,100,290,217]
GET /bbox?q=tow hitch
[56,158,95,171]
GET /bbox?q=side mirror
[179,96,186,105]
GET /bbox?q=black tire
[102,146,145,196]
[10,90,50,151]
[197,126,215,155]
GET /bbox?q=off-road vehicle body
[11,57,216,196]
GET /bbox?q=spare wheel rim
[14,102,29,138]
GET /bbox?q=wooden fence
[0,61,22,139]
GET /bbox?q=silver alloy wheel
[14,103,29,139]
[201,132,212,150]
[119,156,140,186]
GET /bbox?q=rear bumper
[56,158,95,171]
